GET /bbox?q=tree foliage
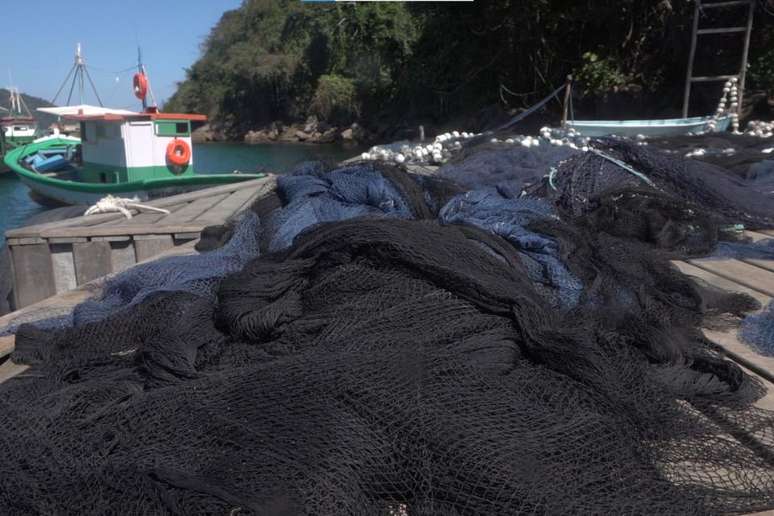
[165,0,774,134]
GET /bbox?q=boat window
[80,122,88,142]
[96,124,107,139]
[154,120,190,137]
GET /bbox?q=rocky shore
[192,116,374,146]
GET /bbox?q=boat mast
[137,47,147,111]
[51,43,104,107]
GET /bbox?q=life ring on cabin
[133,73,148,100]
[166,138,191,167]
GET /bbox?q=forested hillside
[166,0,774,141]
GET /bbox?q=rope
[495,84,567,131]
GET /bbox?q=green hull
[3,137,265,205]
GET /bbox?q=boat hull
[4,137,265,206]
[567,116,731,138]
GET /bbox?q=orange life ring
[133,73,148,100]
[166,138,191,167]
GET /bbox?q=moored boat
[0,88,38,173]
[3,111,263,205]
[566,115,731,138]
[3,47,264,205]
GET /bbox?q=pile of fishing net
[2,145,774,514]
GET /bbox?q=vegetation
[165,0,774,137]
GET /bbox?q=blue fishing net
[740,301,774,356]
[440,186,583,309]
[438,145,579,191]
[267,162,416,252]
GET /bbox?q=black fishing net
[2,149,774,514]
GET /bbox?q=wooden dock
[4,176,276,309]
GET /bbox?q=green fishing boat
[3,47,263,205]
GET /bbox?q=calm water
[0,142,362,246]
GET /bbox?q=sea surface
[0,142,362,246]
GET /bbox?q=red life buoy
[133,73,148,100]
[166,138,191,167]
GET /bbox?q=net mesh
[1,147,774,514]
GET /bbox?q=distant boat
[566,115,731,138]
[0,87,37,173]
[3,46,264,205]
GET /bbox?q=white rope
[84,195,171,219]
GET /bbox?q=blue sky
[0,0,242,108]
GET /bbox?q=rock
[295,130,310,142]
[244,129,274,144]
[191,124,224,143]
[303,115,318,134]
[317,128,338,144]
[340,128,354,141]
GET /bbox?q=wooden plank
[47,237,88,244]
[0,359,28,383]
[134,235,173,262]
[91,235,131,242]
[156,194,230,224]
[688,258,774,297]
[173,232,201,241]
[73,241,112,285]
[672,261,771,306]
[109,240,136,274]
[704,328,774,411]
[4,177,274,238]
[195,176,277,225]
[0,335,14,359]
[690,74,740,82]
[10,243,55,308]
[50,244,77,294]
[39,223,207,239]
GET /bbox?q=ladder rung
[699,1,751,9]
[690,75,739,82]
[697,26,747,35]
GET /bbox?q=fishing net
[2,215,773,514]
[1,149,774,513]
[740,301,774,356]
[438,144,579,191]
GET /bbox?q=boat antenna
[51,43,104,107]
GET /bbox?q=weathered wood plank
[109,240,136,274]
[73,241,113,285]
[0,359,28,383]
[97,202,188,227]
[672,261,771,306]
[48,237,88,244]
[10,243,55,308]
[4,177,273,238]
[157,194,230,224]
[688,258,774,297]
[39,223,207,239]
[50,244,77,294]
[0,335,14,359]
[195,176,277,225]
[134,235,174,262]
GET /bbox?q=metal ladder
[682,0,756,117]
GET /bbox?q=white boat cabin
[63,110,206,184]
